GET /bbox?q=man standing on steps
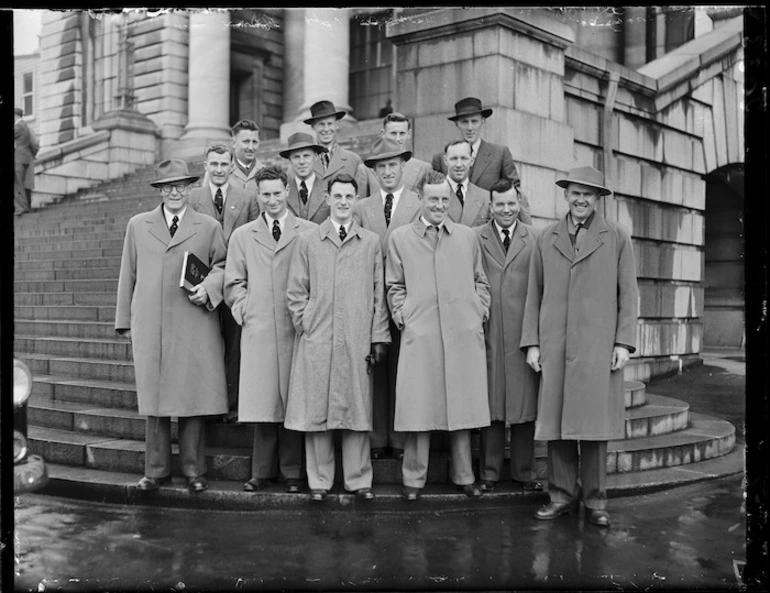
[115,158,228,494]
[474,178,542,494]
[355,137,422,462]
[15,107,39,216]
[521,166,639,527]
[284,174,390,502]
[229,119,265,194]
[304,100,364,189]
[441,139,493,227]
[189,142,260,423]
[386,171,491,502]
[224,166,317,495]
[281,132,331,224]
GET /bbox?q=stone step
[16,320,117,339]
[15,305,115,322]
[15,336,132,361]
[15,278,119,294]
[15,267,119,282]
[15,292,117,306]
[14,258,123,272]
[15,247,124,261]
[15,230,129,246]
[15,238,125,254]
[32,375,138,410]
[18,354,135,384]
[16,223,132,239]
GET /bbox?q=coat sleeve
[247,191,260,222]
[614,225,640,353]
[115,218,137,332]
[223,229,248,325]
[517,189,533,224]
[385,233,408,330]
[520,232,544,350]
[370,241,392,344]
[286,233,311,334]
[202,223,228,311]
[472,235,491,322]
[354,163,370,199]
[501,146,521,190]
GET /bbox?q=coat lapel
[286,177,302,217]
[470,140,492,186]
[191,187,217,219]
[275,212,301,253]
[252,214,276,251]
[479,221,506,267]
[223,189,246,236]
[552,217,575,263]
[167,209,200,251]
[461,184,485,226]
[148,205,171,245]
[505,223,527,267]
[390,190,420,228]
[573,214,608,266]
[305,180,327,221]
[364,195,389,237]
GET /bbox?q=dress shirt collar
[494,219,517,242]
[470,138,481,157]
[380,185,404,206]
[420,216,444,231]
[331,218,352,236]
[264,209,289,231]
[209,182,229,202]
[163,205,187,227]
[568,210,596,232]
[296,173,316,195]
[447,177,469,195]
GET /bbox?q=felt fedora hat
[447,97,493,121]
[279,132,329,158]
[149,159,199,187]
[363,137,412,168]
[555,166,612,195]
[303,100,347,125]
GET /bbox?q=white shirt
[470,138,481,158]
[494,219,517,245]
[209,182,229,205]
[380,186,404,211]
[264,209,289,234]
[331,219,352,238]
[447,177,470,198]
[163,205,187,229]
[296,173,316,196]
[420,216,444,232]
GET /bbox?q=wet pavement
[15,474,745,592]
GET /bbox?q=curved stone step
[624,380,646,408]
[625,393,689,438]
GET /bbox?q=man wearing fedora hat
[116,159,229,494]
[431,97,531,219]
[281,132,332,224]
[355,136,423,460]
[14,107,39,215]
[521,165,639,527]
[304,100,364,189]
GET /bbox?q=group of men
[116,96,639,527]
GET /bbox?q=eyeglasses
[159,184,191,195]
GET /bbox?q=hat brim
[303,110,346,125]
[555,178,612,195]
[448,107,493,121]
[364,149,412,168]
[279,144,329,158]
[150,174,199,187]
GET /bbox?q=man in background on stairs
[115,158,229,494]
[431,97,532,221]
[441,140,494,227]
[355,137,423,462]
[355,112,434,197]
[189,142,260,422]
[474,178,542,495]
[281,132,331,224]
[304,100,365,191]
[521,166,639,528]
[229,119,265,194]
[224,166,317,495]
[14,107,39,216]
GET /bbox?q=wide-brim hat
[555,166,612,195]
[14,107,23,116]
[447,97,493,121]
[303,100,347,125]
[149,158,199,187]
[279,132,329,158]
[363,137,412,168]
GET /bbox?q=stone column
[283,9,306,123]
[178,10,231,157]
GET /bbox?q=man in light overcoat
[521,165,639,527]
[115,159,228,494]
[224,166,317,494]
[285,174,391,502]
[475,178,542,493]
[386,171,491,501]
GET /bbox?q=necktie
[214,188,223,215]
[272,219,281,242]
[339,225,347,242]
[384,193,394,227]
[299,181,308,205]
[456,184,464,206]
[573,222,584,251]
[502,228,510,251]
[323,152,330,171]
[169,215,178,238]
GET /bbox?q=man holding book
[115,159,228,494]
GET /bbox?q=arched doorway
[702,164,744,348]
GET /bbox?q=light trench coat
[385,219,491,432]
[284,219,391,432]
[520,213,639,441]
[115,206,228,417]
[224,213,318,422]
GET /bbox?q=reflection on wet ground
[15,475,745,591]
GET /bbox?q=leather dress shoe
[587,509,611,527]
[286,479,303,494]
[513,480,543,492]
[243,477,270,492]
[402,486,421,501]
[458,483,482,498]
[391,448,404,461]
[478,480,496,492]
[354,488,375,500]
[370,447,388,460]
[534,500,578,520]
[137,476,171,491]
[310,489,328,502]
[186,476,208,493]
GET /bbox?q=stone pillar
[283,9,306,123]
[178,10,231,158]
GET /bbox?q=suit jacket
[287,173,330,224]
[228,159,265,195]
[356,157,433,197]
[447,181,489,227]
[355,188,421,255]
[188,184,259,244]
[313,143,363,189]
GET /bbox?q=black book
[179,251,210,293]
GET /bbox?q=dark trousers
[144,416,207,478]
[371,321,404,450]
[479,420,536,483]
[251,423,304,481]
[220,304,241,413]
[14,162,31,213]
[546,439,608,510]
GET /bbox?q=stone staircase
[13,164,739,504]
